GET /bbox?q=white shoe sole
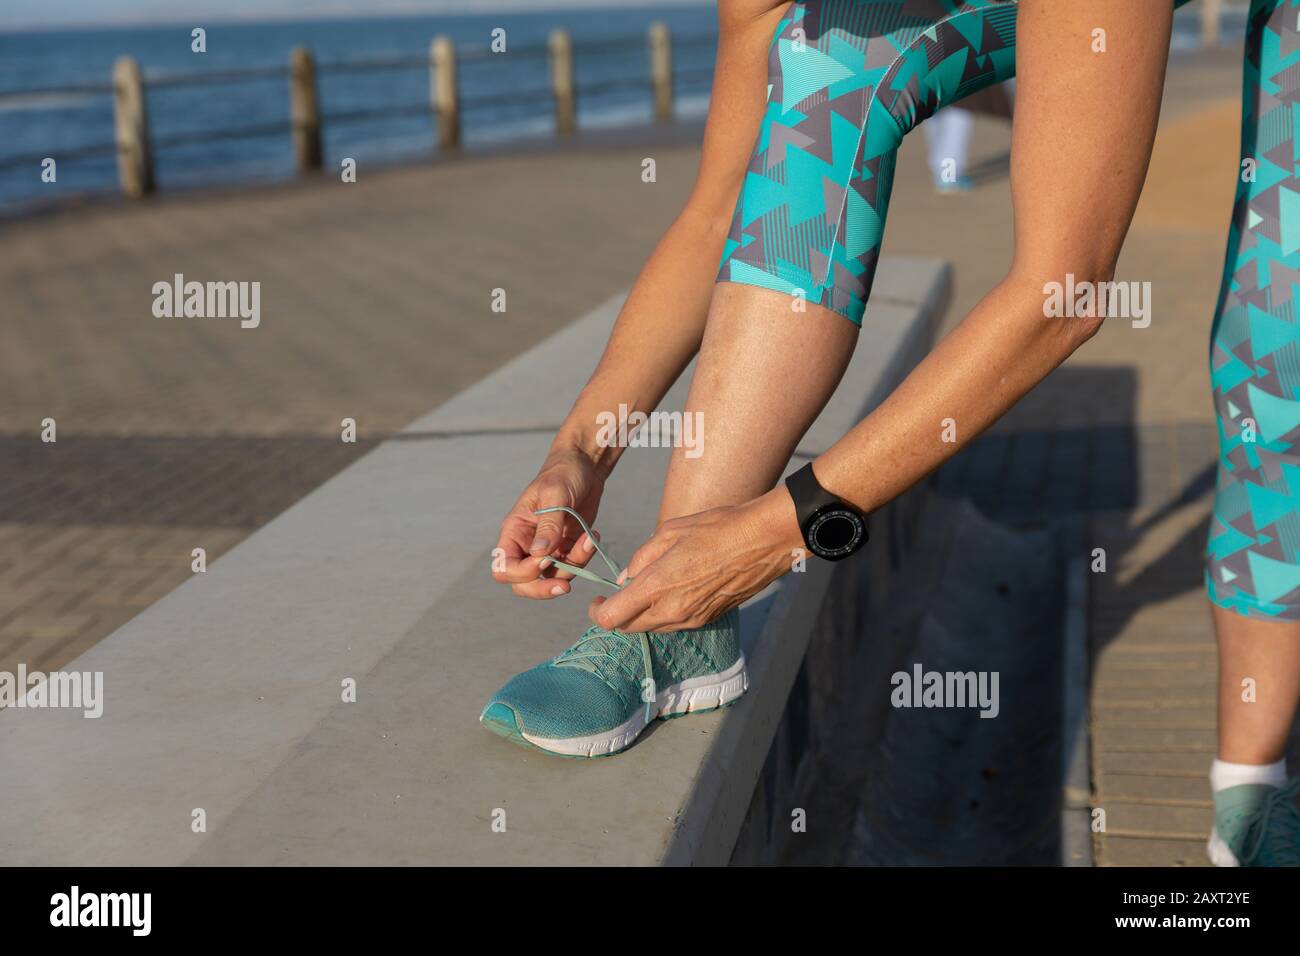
[1206,827,1241,867]
[520,656,748,757]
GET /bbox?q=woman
[923,80,1014,191]
[486,0,1300,866]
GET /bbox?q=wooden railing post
[649,22,673,124]
[1201,0,1222,48]
[289,46,323,172]
[430,36,460,151]
[549,29,576,136]
[112,56,154,198]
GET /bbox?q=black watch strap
[785,462,842,529]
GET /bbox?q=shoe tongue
[553,628,645,679]
[554,656,598,674]
[554,629,622,674]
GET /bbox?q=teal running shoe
[480,610,746,757]
[480,505,747,757]
[1208,778,1300,866]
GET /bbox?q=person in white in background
[923,80,1016,194]
[923,107,976,192]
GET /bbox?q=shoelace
[534,506,627,589]
[1240,777,1300,866]
[533,506,655,721]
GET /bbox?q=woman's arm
[549,2,791,477]
[815,0,1175,512]
[593,0,1177,632]
[491,2,791,597]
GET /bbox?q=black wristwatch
[784,462,868,561]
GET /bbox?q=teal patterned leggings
[717,0,1020,321]
[1207,0,1300,620]
[717,0,1300,620]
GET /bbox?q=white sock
[1210,757,1287,793]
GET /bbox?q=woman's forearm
[801,0,1175,517]
[810,271,1100,514]
[548,4,785,480]
[550,205,731,476]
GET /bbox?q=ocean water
[0,4,719,212]
[0,2,1243,214]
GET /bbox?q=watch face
[805,507,866,561]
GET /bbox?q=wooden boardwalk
[1090,498,1222,865]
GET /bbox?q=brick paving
[0,129,702,674]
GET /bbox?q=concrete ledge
[0,259,950,865]
[1061,515,1094,866]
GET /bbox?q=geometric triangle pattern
[715,0,1200,323]
[717,0,1028,323]
[1207,0,1300,620]
[716,2,1210,325]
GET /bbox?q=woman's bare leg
[1214,608,1300,765]
[658,283,857,522]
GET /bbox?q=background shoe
[1208,778,1300,866]
[480,608,746,757]
[934,175,974,194]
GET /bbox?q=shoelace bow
[533,506,655,722]
[1240,777,1300,865]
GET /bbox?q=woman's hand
[588,486,804,632]
[492,446,606,599]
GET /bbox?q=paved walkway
[0,129,701,675]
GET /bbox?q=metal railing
[0,23,713,199]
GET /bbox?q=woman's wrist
[752,484,806,564]
[550,423,620,480]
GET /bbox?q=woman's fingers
[491,446,608,600]
[493,513,568,583]
[511,576,572,600]
[590,584,696,633]
[589,583,656,632]
[555,529,600,574]
[496,540,576,599]
[618,529,675,584]
[502,527,611,597]
[492,519,535,582]
[592,523,693,625]
[529,484,575,556]
[493,514,597,596]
